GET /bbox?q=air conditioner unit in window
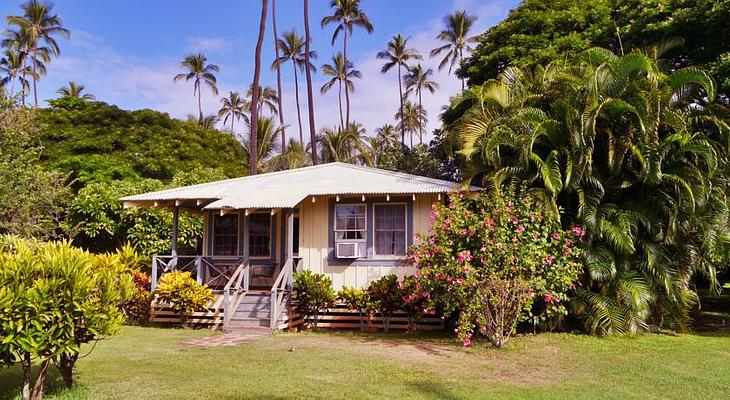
[336,242,360,258]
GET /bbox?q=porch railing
[270,258,301,330]
[223,259,250,327]
[150,255,248,291]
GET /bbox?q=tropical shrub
[155,270,213,328]
[123,271,153,325]
[398,276,430,332]
[367,275,403,332]
[337,287,371,332]
[293,271,336,330]
[408,189,583,347]
[448,47,729,334]
[0,238,132,399]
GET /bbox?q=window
[248,213,272,258]
[374,204,406,257]
[213,214,238,256]
[334,204,367,241]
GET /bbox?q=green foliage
[448,48,730,334]
[293,270,336,330]
[0,104,70,240]
[337,286,371,332]
[0,237,132,397]
[37,101,246,181]
[377,143,459,181]
[462,0,730,103]
[408,189,583,346]
[367,274,403,332]
[155,270,213,328]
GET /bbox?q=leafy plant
[293,270,336,330]
[155,270,213,328]
[367,274,403,332]
[337,286,371,332]
[398,276,430,332]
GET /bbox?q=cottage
[121,162,471,329]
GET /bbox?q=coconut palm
[273,30,317,143]
[270,0,286,151]
[303,0,318,164]
[430,10,478,91]
[404,64,439,143]
[218,91,247,135]
[186,114,219,130]
[321,0,373,128]
[6,0,70,106]
[0,48,30,98]
[377,34,422,145]
[243,116,282,173]
[317,123,365,163]
[249,0,269,175]
[56,81,95,100]
[173,53,219,122]
[395,100,427,147]
[245,85,280,119]
[375,123,399,148]
[320,52,361,129]
[266,139,312,171]
[361,136,382,167]
[450,48,730,334]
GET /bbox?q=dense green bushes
[155,270,213,328]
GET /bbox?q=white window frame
[248,211,273,260]
[212,212,240,256]
[372,202,408,259]
[334,203,367,243]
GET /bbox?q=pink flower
[456,250,473,263]
[456,277,465,284]
[516,226,525,233]
[552,232,561,240]
[433,246,440,254]
[545,256,555,265]
[564,248,572,255]
[513,218,520,225]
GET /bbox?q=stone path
[183,328,271,347]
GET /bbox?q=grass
[1,327,729,399]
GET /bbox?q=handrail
[270,258,299,329]
[223,258,250,327]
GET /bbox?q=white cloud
[184,37,232,53]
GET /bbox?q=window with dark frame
[334,204,367,241]
[213,214,238,256]
[374,204,406,257]
[248,213,272,258]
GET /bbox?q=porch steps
[225,291,289,331]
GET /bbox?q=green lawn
[1,327,729,399]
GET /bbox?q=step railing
[222,259,250,328]
[151,255,248,291]
[270,258,300,329]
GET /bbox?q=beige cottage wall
[298,193,440,289]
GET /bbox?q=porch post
[171,204,180,268]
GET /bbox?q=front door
[287,213,300,263]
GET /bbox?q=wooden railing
[223,259,250,327]
[269,258,300,330]
[151,255,248,291]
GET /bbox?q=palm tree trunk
[397,64,405,145]
[197,82,203,122]
[459,48,465,92]
[271,0,286,152]
[250,0,269,175]
[303,0,318,164]
[418,89,424,144]
[231,116,235,138]
[343,28,351,128]
[10,77,15,97]
[337,79,344,129]
[293,65,304,143]
[31,51,38,107]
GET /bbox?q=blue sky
[0,0,520,139]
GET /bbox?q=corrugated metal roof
[121,162,475,210]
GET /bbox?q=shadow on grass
[409,380,463,400]
[302,329,462,357]
[0,365,81,400]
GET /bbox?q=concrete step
[228,317,271,328]
[233,310,271,319]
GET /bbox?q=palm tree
[186,114,219,130]
[377,34,422,145]
[266,138,311,171]
[270,0,286,151]
[56,81,95,100]
[6,0,70,106]
[1,27,34,105]
[430,10,478,92]
[451,48,729,334]
[243,116,282,173]
[375,124,399,148]
[173,53,219,122]
[320,52,361,129]
[0,48,30,98]
[404,64,438,143]
[245,85,280,119]
[321,0,373,128]
[303,0,318,164]
[395,100,426,147]
[361,136,381,167]
[218,91,247,135]
[273,30,316,143]
[249,0,269,175]
[317,124,365,163]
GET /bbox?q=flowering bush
[408,188,584,347]
[367,275,402,332]
[123,271,153,325]
[398,276,430,332]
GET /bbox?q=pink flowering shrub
[407,188,584,347]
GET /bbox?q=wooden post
[171,205,180,268]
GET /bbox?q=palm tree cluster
[448,44,730,334]
[1,0,69,106]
